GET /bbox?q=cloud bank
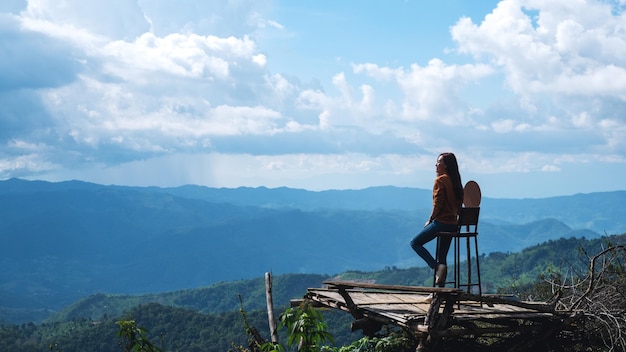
[0,0,625,197]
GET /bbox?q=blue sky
[1,0,626,198]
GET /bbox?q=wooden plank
[454,303,540,314]
[340,291,431,305]
[324,280,461,294]
[458,293,555,313]
[363,303,430,315]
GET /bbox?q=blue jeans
[410,220,457,269]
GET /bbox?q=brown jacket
[429,174,461,225]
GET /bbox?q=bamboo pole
[265,272,279,343]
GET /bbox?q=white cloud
[451,0,626,100]
[541,164,560,172]
[102,33,261,80]
[492,119,516,133]
[1,0,625,197]
[23,0,148,40]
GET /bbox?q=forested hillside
[1,234,624,352]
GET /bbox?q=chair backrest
[458,207,480,232]
[463,180,481,207]
[459,180,481,234]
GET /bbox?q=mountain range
[0,178,624,324]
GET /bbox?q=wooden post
[265,272,279,343]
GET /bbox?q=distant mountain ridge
[0,178,623,324]
[2,178,622,233]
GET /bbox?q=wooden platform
[299,280,570,351]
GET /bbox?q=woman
[410,152,464,286]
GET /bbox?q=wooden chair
[435,181,482,298]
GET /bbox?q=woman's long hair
[440,152,464,202]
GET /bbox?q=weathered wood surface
[301,280,568,349]
[323,280,462,293]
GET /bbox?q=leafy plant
[237,299,334,352]
[279,301,334,352]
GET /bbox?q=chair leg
[466,237,472,294]
[454,236,460,289]
[454,236,462,309]
[434,234,461,289]
[433,235,439,287]
[474,235,482,301]
[445,235,460,289]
